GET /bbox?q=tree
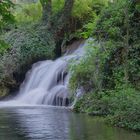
[40,0,74,39]
[40,0,74,56]
[40,0,52,23]
[93,0,140,88]
[123,1,130,84]
[0,0,14,31]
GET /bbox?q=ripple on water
[0,107,139,140]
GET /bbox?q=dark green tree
[94,0,140,87]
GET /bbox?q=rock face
[62,39,85,55]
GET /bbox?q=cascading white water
[0,40,88,107]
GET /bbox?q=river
[0,106,139,140]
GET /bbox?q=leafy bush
[4,24,55,70]
[69,39,116,92]
[94,0,140,88]
[0,0,14,30]
[94,0,125,41]
[0,40,10,54]
[0,23,55,92]
[69,40,102,92]
[72,0,108,18]
[73,0,108,39]
[74,86,140,131]
[71,0,140,131]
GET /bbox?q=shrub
[69,39,116,93]
[0,0,14,30]
[0,40,10,54]
[0,23,55,91]
[70,0,140,131]
[69,40,103,93]
[74,86,140,131]
[5,24,55,68]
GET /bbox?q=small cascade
[0,40,89,107]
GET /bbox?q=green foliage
[74,86,140,131]
[0,0,14,32]
[94,0,140,88]
[69,40,101,92]
[14,2,42,23]
[69,40,116,92]
[108,88,140,131]
[94,0,140,43]
[4,24,55,71]
[52,0,64,14]
[0,0,139,132]
[73,0,108,39]
[15,0,96,24]
[75,13,99,39]
[94,1,125,40]
[70,0,140,131]
[136,3,140,11]
[72,0,94,18]
[0,23,55,90]
[72,0,108,18]
[0,40,10,54]
[14,0,108,25]
[0,0,14,30]
[0,85,9,98]
[72,0,140,90]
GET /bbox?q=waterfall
[0,40,88,107]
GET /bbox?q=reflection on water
[0,106,139,140]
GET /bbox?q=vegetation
[0,0,14,54]
[0,0,75,95]
[0,0,106,94]
[69,0,140,131]
[14,1,42,23]
[74,85,140,131]
[0,0,139,132]
[0,0,14,31]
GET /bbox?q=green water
[0,106,139,140]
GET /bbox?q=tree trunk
[40,0,74,56]
[40,0,52,23]
[123,4,130,85]
[51,0,74,40]
[40,0,74,37]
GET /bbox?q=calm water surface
[0,106,139,140]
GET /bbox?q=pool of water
[0,106,139,140]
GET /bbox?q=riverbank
[73,87,140,131]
